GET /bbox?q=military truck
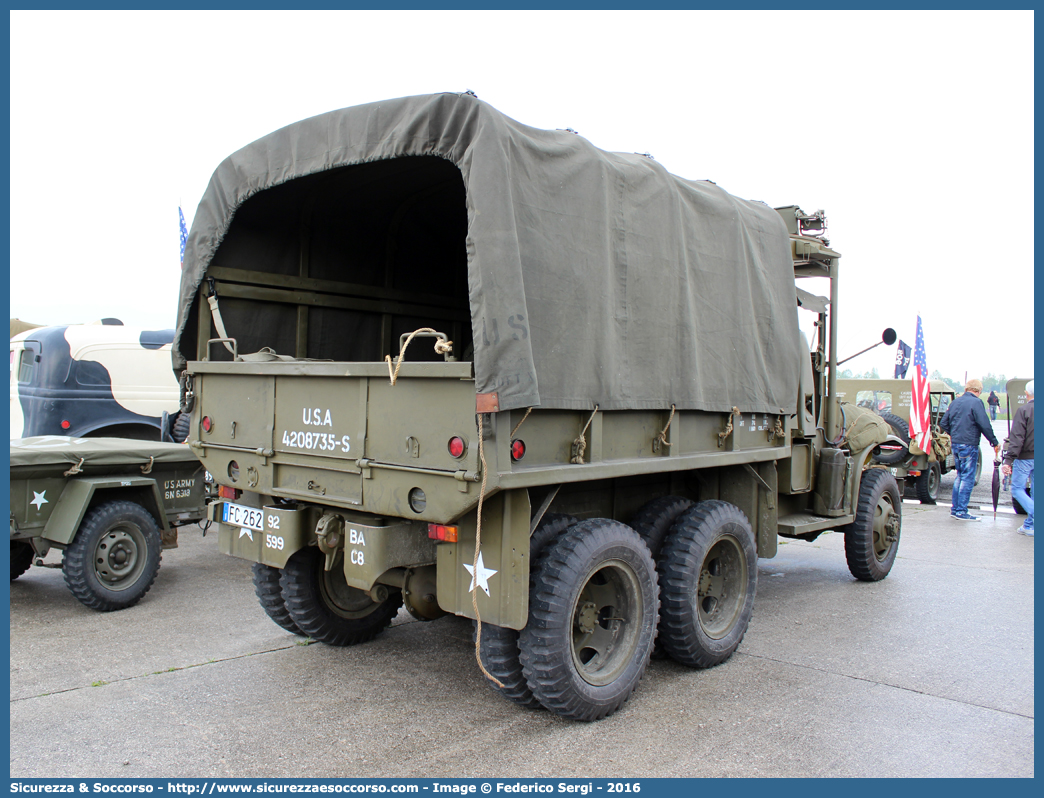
[10,321,187,442]
[173,93,903,721]
[10,436,209,611]
[835,378,962,502]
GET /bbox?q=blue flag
[893,339,912,378]
[179,207,188,267]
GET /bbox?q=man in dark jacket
[940,378,1000,520]
[987,390,1000,420]
[1001,380,1034,536]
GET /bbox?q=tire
[974,456,982,486]
[630,495,695,559]
[873,412,911,466]
[170,411,192,444]
[915,462,941,504]
[477,513,578,710]
[62,501,162,611]
[1013,496,1027,515]
[657,501,758,669]
[519,519,658,722]
[629,495,695,659]
[280,546,403,646]
[252,563,304,636]
[842,469,902,582]
[10,541,34,581]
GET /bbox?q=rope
[570,405,600,464]
[510,407,533,438]
[656,404,676,449]
[472,412,504,688]
[140,456,155,475]
[385,328,453,385]
[773,417,785,440]
[63,458,85,477]
[718,407,740,445]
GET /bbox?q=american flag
[909,315,931,452]
[179,207,188,267]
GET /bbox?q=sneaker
[1017,526,1034,536]
[954,512,979,521]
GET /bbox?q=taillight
[448,436,466,459]
[202,416,213,433]
[511,439,526,461]
[218,485,239,501]
[60,420,71,430]
[427,523,459,542]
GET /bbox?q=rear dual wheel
[477,513,577,709]
[252,563,304,636]
[280,546,402,646]
[10,541,34,582]
[519,519,659,722]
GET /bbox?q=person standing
[1001,380,1034,536]
[940,378,1001,520]
[987,389,1000,421]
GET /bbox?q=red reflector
[218,485,239,501]
[448,436,466,459]
[427,523,459,543]
[202,416,212,433]
[908,470,921,477]
[511,439,526,461]
[60,420,71,430]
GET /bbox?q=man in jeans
[1001,380,1034,536]
[940,378,1000,520]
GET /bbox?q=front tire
[915,462,941,504]
[477,513,577,710]
[519,519,658,722]
[252,563,304,635]
[657,501,757,669]
[10,541,34,581]
[843,469,902,582]
[280,546,402,646]
[62,501,162,611]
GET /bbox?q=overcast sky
[9,10,1034,383]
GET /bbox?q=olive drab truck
[834,378,961,503]
[173,93,903,722]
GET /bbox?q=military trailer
[173,93,903,721]
[9,436,209,611]
[835,378,960,502]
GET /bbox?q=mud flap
[435,488,531,631]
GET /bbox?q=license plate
[223,502,264,531]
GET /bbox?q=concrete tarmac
[9,500,1034,779]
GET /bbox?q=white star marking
[463,552,498,597]
[238,527,254,541]
[30,490,48,510]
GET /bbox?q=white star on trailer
[463,552,498,597]
[30,490,48,510]
[238,528,254,541]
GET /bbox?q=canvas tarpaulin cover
[174,92,803,415]
[10,437,202,471]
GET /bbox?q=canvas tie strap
[656,405,676,449]
[472,412,504,688]
[570,406,600,464]
[386,328,454,385]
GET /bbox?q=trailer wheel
[915,462,941,504]
[63,501,162,611]
[10,541,34,581]
[477,513,577,710]
[656,501,757,669]
[519,519,658,722]
[843,468,902,582]
[280,546,402,646]
[1013,495,1028,515]
[630,495,695,559]
[252,563,304,636]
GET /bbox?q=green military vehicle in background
[10,436,209,611]
[172,93,903,721]
[835,378,962,503]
